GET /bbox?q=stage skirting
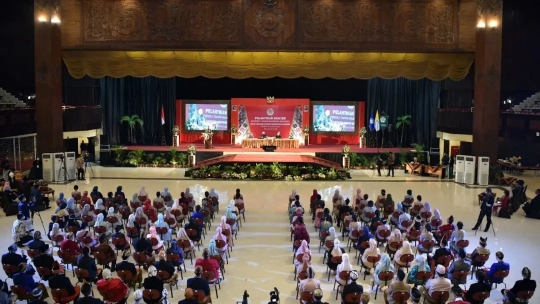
[241,138,299,149]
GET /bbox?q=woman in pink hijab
[294,239,311,266]
[213,226,228,254]
[146,226,164,252]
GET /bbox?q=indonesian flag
[161,105,165,125]
[374,110,380,131]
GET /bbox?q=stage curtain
[63,51,473,81]
[100,76,176,145]
[367,78,441,147]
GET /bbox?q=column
[34,0,64,155]
[472,0,503,162]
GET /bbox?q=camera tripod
[474,219,496,237]
[56,155,70,183]
[31,209,47,234]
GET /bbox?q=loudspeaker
[100,135,109,146]
[262,145,277,152]
[100,150,112,166]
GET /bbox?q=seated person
[384,269,411,304]
[463,270,491,304]
[186,266,211,303]
[487,251,510,285]
[178,288,200,304]
[76,282,104,304]
[448,249,471,292]
[299,268,320,293]
[502,267,536,303]
[49,262,81,301]
[60,233,82,256]
[259,131,267,139]
[116,248,143,287]
[27,231,47,252]
[154,251,178,282]
[2,244,27,266]
[496,190,511,219]
[275,131,282,139]
[96,269,129,304]
[13,263,47,295]
[195,248,221,281]
[93,234,117,271]
[77,247,99,282]
[522,189,540,219]
[470,237,490,267]
[341,270,363,302]
[32,246,55,280]
[143,266,164,294]
[431,239,453,266]
[421,265,451,304]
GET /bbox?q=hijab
[328,227,337,240]
[214,227,226,241]
[51,223,60,236]
[58,192,66,203]
[156,214,165,226]
[135,207,144,217]
[163,187,170,195]
[148,226,159,239]
[95,199,104,210]
[95,213,105,227]
[391,229,402,241]
[362,226,371,238]
[208,239,219,256]
[423,202,432,213]
[415,255,428,271]
[401,241,413,254]
[368,239,377,252]
[298,239,311,256]
[66,197,76,210]
[301,253,311,270]
[139,186,147,196]
[379,253,392,271]
[333,189,341,199]
[290,190,297,199]
[386,194,394,205]
[340,253,352,269]
[91,186,99,195]
[165,207,174,218]
[132,193,138,202]
[396,202,403,212]
[312,189,318,197]
[177,228,189,240]
[103,269,112,280]
[107,207,115,217]
[226,201,236,218]
[434,209,442,220]
[356,189,361,199]
[220,216,228,230]
[81,204,90,215]
[331,239,343,256]
[127,214,136,227]
[172,199,180,209]
[185,188,193,198]
[209,189,218,198]
[144,199,152,208]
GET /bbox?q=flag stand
[161,129,166,146]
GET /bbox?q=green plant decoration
[412,143,425,162]
[112,146,126,165]
[127,150,145,166]
[396,115,411,146]
[348,153,359,167]
[120,115,144,144]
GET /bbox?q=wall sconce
[488,20,498,28]
[477,20,486,28]
[37,15,48,23]
[51,15,61,24]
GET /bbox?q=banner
[237,103,303,140]
[312,105,356,132]
[185,103,229,131]
[379,112,389,130]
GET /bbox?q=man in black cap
[116,248,142,287]
[1,244,27,267]
[76,282,104,304]
[312,289,324,304]
[337,198,353,228]
[27,231,47,252]
[77,247,99,282]
[32,245,54,280]
[342,270,363,302]
[93,234,117,271]
[472,187,494,232]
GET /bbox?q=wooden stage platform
[125,144,404,154]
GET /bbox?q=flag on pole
[374,110,380,131]
[161,105,165,125]
[368,111,375,131]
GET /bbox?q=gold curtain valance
[62,51,474,81]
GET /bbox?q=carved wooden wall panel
[243,0,296,47]
[297,0,457,51]
[80,0,241,47]
[61,0,475,52]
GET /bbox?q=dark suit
[186,277,211,296]
[154,260,175,277]
[464,282,491,304]
[143,276,164,294]
[76,296,105,304]
[33,254,54,270]
[116,261,138,277]
[77,255,98,280]
[1,252,26,266]
[27,239,47,251]
[178,299,199,304]
[135,238,153,255]
[342,282,364,302]
[49,274,76,296]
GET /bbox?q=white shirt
[425,276,452,295]
[450,229,466,243]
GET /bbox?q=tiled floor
[2,166,539,304]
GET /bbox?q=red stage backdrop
[309,102,365,145]
[231,98,310,143]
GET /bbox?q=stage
[124,144,405,154]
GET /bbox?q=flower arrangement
[187,144,197,155]
[342,144,351,157]
[303,125,310,133]
[359,127,367,137]
[231,124,237,133]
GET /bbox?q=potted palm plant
[396,115,411,146]
[120,115,144,144]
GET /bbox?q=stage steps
[193,153,342,170]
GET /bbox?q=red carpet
[193,154,342,169]
[125,144,405,154]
